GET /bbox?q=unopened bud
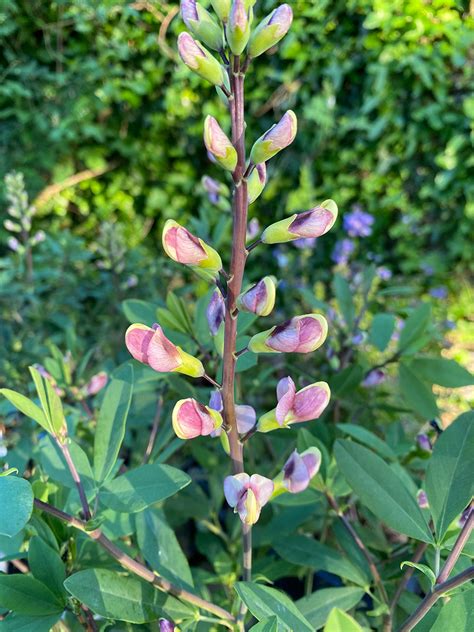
[162,220,222,275]
[237,276,276,316]
[249,4,293,58]
[276,447,321,493]
[181,1,223,51]
[172,398,223,439]
[207,289,225,335]
[249,313,328,354]
[261,200,338,244]
[177,32,225,86]
[227,0,250,55]
[250,110,297,164]
[210,0,231,22]
[204,116,237,172]
[247,163,266,204]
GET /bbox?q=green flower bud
[247,163,267,204]
[210,0,231,22]
[249,4,293,58]
[250,110,297,164]
[181,1,224,51]
[227,0,251,55]
[261,200,338,244]
[178,32,226,86]
[204,116,238,171]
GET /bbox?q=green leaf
[410,358,473,388]
[399,364,439,419]
[28,537,66,599]
[122,299,158,326]
[330,365,364,396]
[0,389,49,433]
[0,613,61,632]
[39,436,96,494]
[64,569,194,624]
[296,587,364,629]
[324,608,363,631]
[337,423,396,459]
[425,412,474,541]
[135,509,194,589]
[0,575,64,615]
[94,364,134,484]
[334,440,433,542]
[0,476,33,537]
[28,366,65,434]
[333,274,355,329]
[100,462,191,513]
[250,617,279,632]
[398,303,431,353]
[400,561,436,586]
[429,587,474,632]
[274,535,367,586]
[235,582,313,632]
[368,313,396,352]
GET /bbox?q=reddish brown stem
[57,438,91,520]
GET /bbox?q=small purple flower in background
[293,237,317,249]
[417,433,432,452]
[429,286,448,300]
[202,176,222,204]
[331,238,355,265]
[351,331,365,346]
[377,266,392,281]
[417,490,429,510]
[420,262,434,276]
[362,369,386,388]
[31,230,46,245]
[209,390,256,436]
[247,218,260,241]
[206,289,225,335]
[443,319,456,331]
[343,206,374,238]
[7,237,20,252]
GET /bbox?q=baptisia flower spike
[258,376,330,432]
[177,32,226,86]
[224,473,274,525]
[261,200,338,245]
[181,0,223,51]
[126,323,204,378]
[204,116,238,172]
[250,110,297,164]
[227,0,251,55]
[249,4,293,58]
[237,276,276,316]
[273,447,322,494]
[172,398,223,439]
[162,220,222,275]
[247,163,266,204]
[248,313,328,354]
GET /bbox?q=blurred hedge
[1,0,473,270]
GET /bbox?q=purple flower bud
[7,237,20,252]
[420,262,434,276]
[180,1,223,51]
[377,266,392,281]
[177,33,224,86]
[282,448,321,493]
[343,207,374,238]
[362,369,386,388]
[417,489,429,510]
[249,4,293,58]
[249,314,328,354]
[227,0,250,55]
[250,111,297,164]
[417,434,432,452]
[429,286,448,299]
[246,218,261,240]
[181,0,198,24]
[351,332,365,346]
[31,230,46,245]
[206,289,225,335]
[209,390,223,412]
[237,277,276,316]
[331,238,355,265]
[159,618,176,632]
[224,473,274,525]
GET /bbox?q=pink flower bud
[248,314,328,354]
[177,31,205,68]
[162,220,222,274]
[261,201,338,244]
[250,111,297,164]
[249,4,293,58]
[203,116,237,171]
[224,473,274,525]
[172,398,223,439]
[207,289,225,335]
[177,33,224,86]
[258,376,331,432]
[237,276,276,316]
[417,489,429,510]
[282,448,321,493]
[125,323,204,378]
[227,0,250,55]
[86,371,108,396]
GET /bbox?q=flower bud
[247,163,266,204]
[248,313,328,354]
[224,473,273,525]
[159,619,176,632]
[417,489,429,510]
[207,289,225,335]
[237,276,276,316]
[247,217,260,240]
[249,4,293,58]
[227,0,250,55]
[203,116,237,172]
[7,237,21,252]
[181,1,223,51]
[4,219,21,233]
[162,220,222,275]
[417,433,432,452]
[362,369,386,388]
[250,111,297,164]
[210,0,231,22]
[278,447,321,493]
[257,376,330,432]
[202,175,222,204]
[172,398,223,439]
[177,32,226,86]
[261,200,338,245]
[126,323,205,378]
[31,230,46,245]
[85,371,108,396]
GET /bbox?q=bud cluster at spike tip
[273,447,322,494]
[172,398,223,439]
[250,110,297,164]
[204,116,237,171]
[249,4,293,58]
[162,220,222,274]
[227,0,250,55]
[261,200,338,245]
[125,323,204,378]
[224,473,274,525]
[180,0,223,51]
[237,276,276,316]
[258,376,330,432]
[177,32,225,86]
[210,0,231,22]
[248,313,328,355]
